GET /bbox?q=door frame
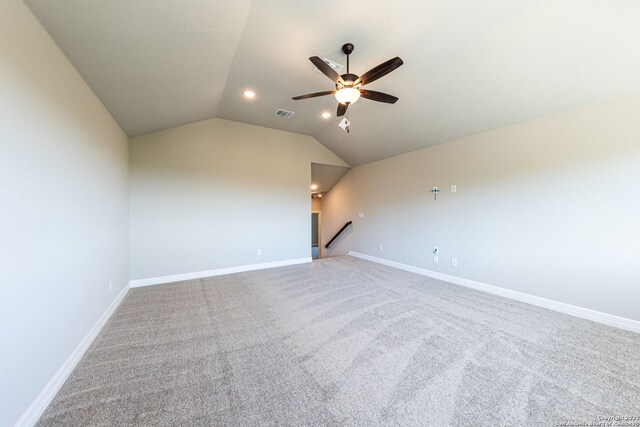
[312,210,322,259]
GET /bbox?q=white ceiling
[311,163,351,195]
[25,0,252,137]
[26,0,640,165]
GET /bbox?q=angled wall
[0,1,129,425]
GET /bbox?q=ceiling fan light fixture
[335,87,360,105]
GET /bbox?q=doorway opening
[310,162,350,260]
[311,211,321,259]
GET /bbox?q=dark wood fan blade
[292,90,336,100]
[309,56,342,83]
[360,89,399,104]
[337,102,349,117]
[355,57,403,86]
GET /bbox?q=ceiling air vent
[275,109,295,118]
[314,58,344,74]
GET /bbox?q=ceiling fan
[292,43,403,117]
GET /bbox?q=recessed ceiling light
[243,90,256,98]
[317,194,323,198]
[310,184,318,190]
[321,112,331,119]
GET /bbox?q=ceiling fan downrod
[342,43,354,74]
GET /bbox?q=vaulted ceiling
[26,0,640,165]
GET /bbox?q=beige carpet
[37,256,640,426]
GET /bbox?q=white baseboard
[348,251,640,334]
[129,257,313,288]
[15,283,130,427]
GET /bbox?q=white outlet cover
[451,185,457,193]
[379,244,383,251]
[433,255,439,263]
[358,212,364,218]
[451,258,458,267]
[257,249,262,256]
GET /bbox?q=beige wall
[312,197,322,211]
[0,1,129,424]
[129,118,347,280]
[323,94,640,321]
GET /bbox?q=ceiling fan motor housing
[338,73,359,88]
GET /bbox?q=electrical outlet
[451,258,458,267]
[433,255,439,263]
[257,249,262,256]
[358,212,364,218]
[379,244,384,252]
[108,281,113,292]
[451,184,457,193]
